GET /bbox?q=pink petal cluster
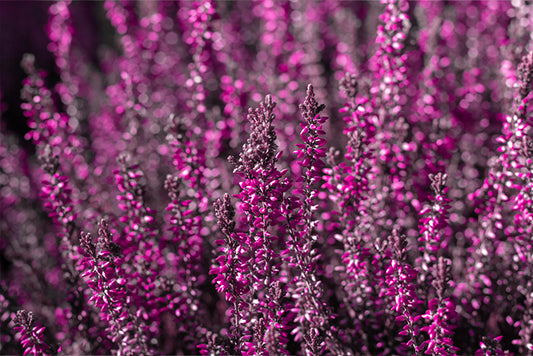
[3,1,533,355]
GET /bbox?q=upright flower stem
[386,230,422,355]
[285,85,345,356]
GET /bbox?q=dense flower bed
[1,0,533,355]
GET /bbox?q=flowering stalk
[166,114,210,216]
[37,146,98,353]
[295,85,327,240]
[468,52,533,346]
[22,47,90,218]
[260,281,289,355]
[20,54,64,154]
[20,51,90,246]
[20,54,83,186]
[214,4,256,157]
[180,0,217,119]
[13,310,55,356]
[290,1,330,104]
[47,0,74,107]
[513,55,533,353]
[372,0,411,151]
[114,154,166,351]
[79,220,149,355]
[418,172,451,286]
[177,0,224,205]
[513,137,533,354]
[386,230,422,355]
[252,0,306,161]
[421,257,457,355]
[324,74,375,351]
[18,57,93,349]
[163,174,207,353]
[229,95,289,355]
[411,6,456,198]
[253,0,295,96]
[332,79,396,351]
[47,0,90,136]
[285,85,344,355]
[114,154,157,257]
[210,193,241,354]
[368,0,414,238]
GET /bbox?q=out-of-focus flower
[418,173,451,284]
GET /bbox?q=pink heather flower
[283,85,345,355]
[417,172,451,285]
[372,0,411,144]
[163,174,208,353]
[47,0,72,73]
[253,0,296,98]
[166,114,210,214]
[180,0,216,117]
[373,0,410,104]
[20,52,92,239]
[38,145,76,238]
[420,257,458,356]
[211,194,239,301]
[326,2,361,83]
[13,310,54,356]
[79,220,149,356]
[47,0,78,115]
[261,282,290,355]
[210,193,243,354]
[20,54,66,154]
[329,75,373,247]
[510,54,533,353]
[228,94,290,355]
[113,154,164,349]
[47,0,92,182]
[219,75,249,152]
[474,335,507,356]
[37,146,91,351]
[386,230,423,355]
[410,5,456,199]
[176,1,225,202]
[466,52,533,350]
[348,0,415,246]
[21,52,89,185]
[290,1,332,106]
[2,131,88,353]
[322,75,376,351]
[513,137,533,354]
[114,154,156,253]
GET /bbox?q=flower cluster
[417,172,451,284]
[79,220,149,355]
[13,310,55,356]
[386,230,422,355]
[224,95,289,355]
[286,85,344,355]
[420,257,457,356]
[4,1,533,355]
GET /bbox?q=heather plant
[3,0,533,355]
